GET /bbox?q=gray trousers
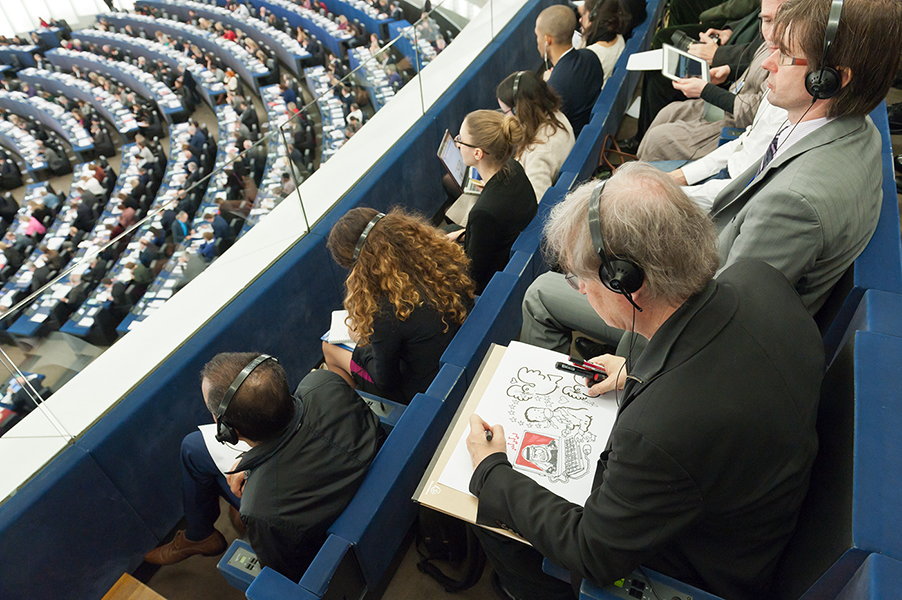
[520,272,648,357]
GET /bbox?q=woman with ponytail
[452,109,537,292]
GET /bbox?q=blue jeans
[181,431,241,541]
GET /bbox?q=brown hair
[200,352,293,443]
[496,71,569,158]
[773,0,902,119]
[583,0,626,45]
[463,110,526,169]
[327,207,475,345]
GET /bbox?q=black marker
[485,429,493,442]
[555,361,608,384]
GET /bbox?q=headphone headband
[586,181,644,312]
[352,212,385,262]
[511,71,524,108]
[215,354,277,444]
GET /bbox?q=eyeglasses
[565,273,581,291]
[453,134,481,150]
[776,50,808,66]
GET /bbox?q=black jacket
[471,261,823,600]
[235,370,383,582]
[546,48,604,137]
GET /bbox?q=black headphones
[589,0,599,22]
[510,71,524,116]
[587,181,644,312]
[805,0,844,100]
[352,212,385,262]
[214,354,278,445]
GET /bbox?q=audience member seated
[627,0,765,148]
[535,5,604,137]
[519,0,902,362]
[447,110,536,293]
[322,207,475,404]
[465,165,824,600]
[0,156,22,190]
[143,352,384,583]
[496,70,575,201]
[577,0,627,86]
[637,0,777,162]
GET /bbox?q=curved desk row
[0,45,38,69]
[137,0,311,77]
[387,19,436,72]
[243,0,354,58]
[72,29,226,108]
[100,13,273,93]
[63,123,204,338]
[0,163,110,323]
[0,119,47,173]
[305,66,348,163]
[348,47,395,112]
[317,0,394,39]
[9,145,146,337]
[45,49,187,124]
[0,91,94,159]
[120,104,239,333]
[18,68,140,137]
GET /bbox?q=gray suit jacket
[710,114,882,315]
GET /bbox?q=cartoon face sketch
[524,406,593,437]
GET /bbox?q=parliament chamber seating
[3,0,902,598]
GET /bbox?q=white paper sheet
[199,423,252,474]
[438,342,618,506]
[327,310,356,348]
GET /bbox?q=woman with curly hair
[496,71,575,201]
[323,207,475,404]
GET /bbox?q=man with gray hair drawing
[466,163,824,600]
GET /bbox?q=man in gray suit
[518,0,902,374]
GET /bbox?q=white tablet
[661,44,711,83]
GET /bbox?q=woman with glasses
[496,71,574,201]
[450,110,537,293]
[323,207,475,404]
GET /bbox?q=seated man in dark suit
[144,353,384,583]
[0,157,22,190]
[536,5,604,137]
[467,164,824,600]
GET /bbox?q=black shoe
[895,154,902,176]
[574,337,617,360]
[615,136,640,155]
[888,102,902,135]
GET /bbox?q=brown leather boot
[144,530,227,565]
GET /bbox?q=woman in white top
[578,0,627,86]
[495,71,574,201]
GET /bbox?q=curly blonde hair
[327,207,475,345]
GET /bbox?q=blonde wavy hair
[327,207,475,345]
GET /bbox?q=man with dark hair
[520,0,902,359]
[535,5,604,136]
[145,353,384,582]
[467,164,824,600]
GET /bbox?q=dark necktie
[756,127,786,176]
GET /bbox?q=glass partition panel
[0,0,489,443]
